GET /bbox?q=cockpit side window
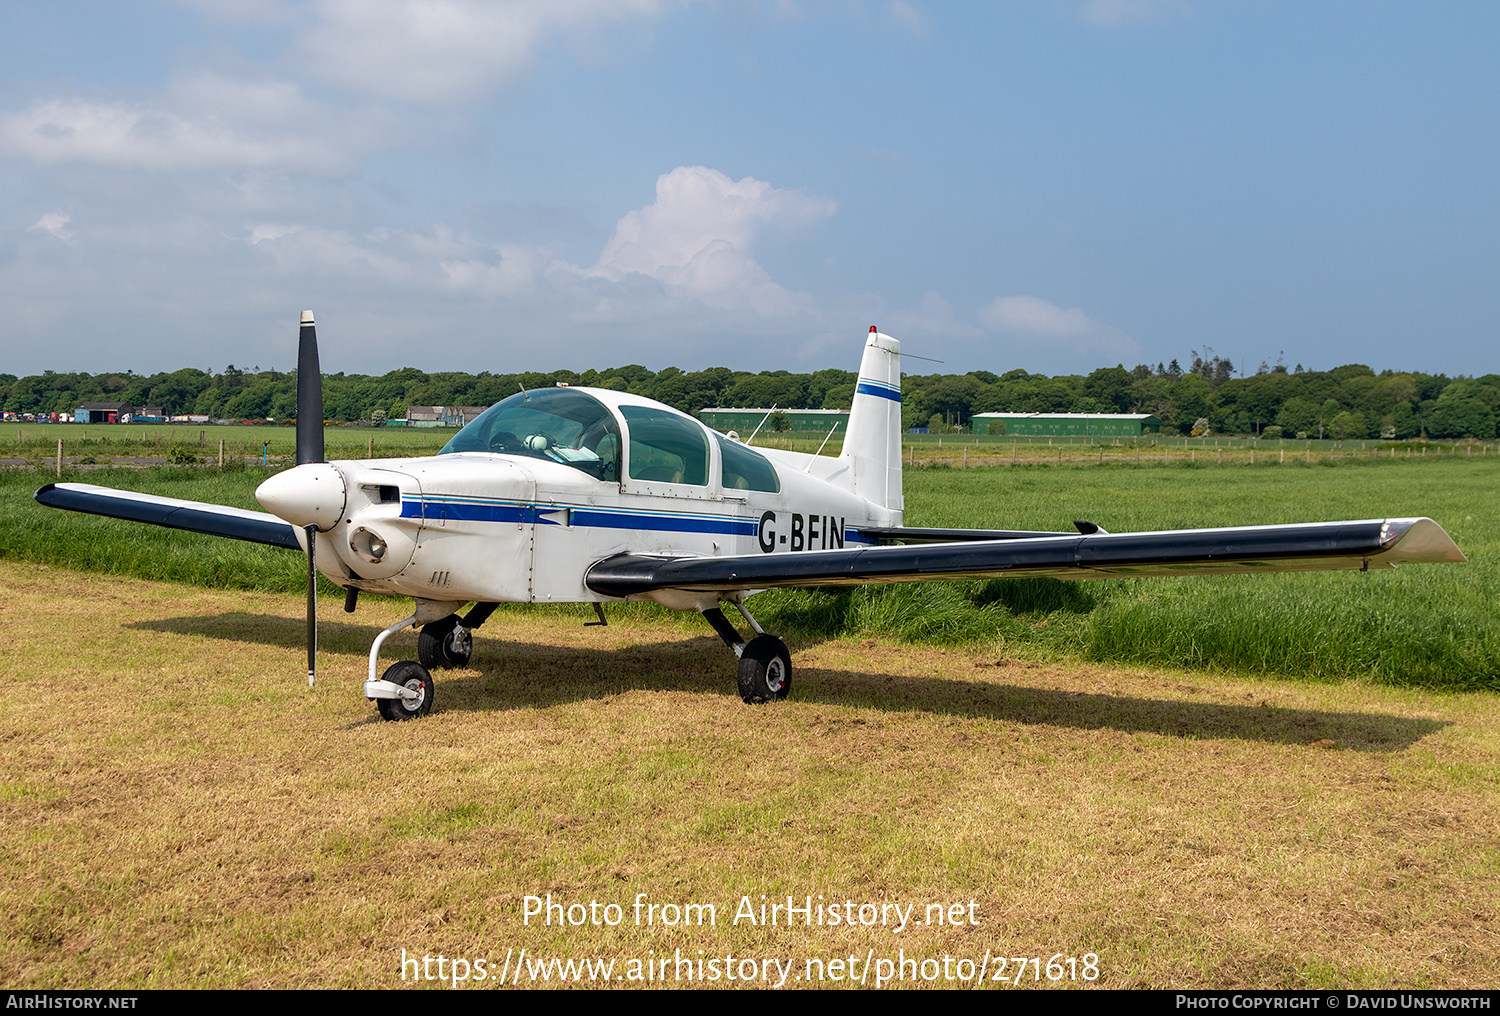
[620,405,710,486]
[438,388,621,481]
[716,433,780,493]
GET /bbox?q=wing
[34,482,302,550]
[585,517,1465,598]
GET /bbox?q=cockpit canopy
[438,387,780,493]
[439,388,621,481]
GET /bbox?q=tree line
[3,348,1497,439]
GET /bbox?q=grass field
[1,562,1497,989]
[3,454,1497,989]
[3,421,453,466]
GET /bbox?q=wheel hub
[764,658,786,694]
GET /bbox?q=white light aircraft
[37,313,1466,720]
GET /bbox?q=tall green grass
[2,465,306,592]
[902,458,1499,687]
[4,456,1496,688]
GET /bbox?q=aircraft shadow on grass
[131,612,1447,752]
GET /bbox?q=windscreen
[438,388,621,481]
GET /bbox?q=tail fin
[839,326,903,514]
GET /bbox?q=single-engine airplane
[36,313,1466,720]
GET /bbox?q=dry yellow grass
[3,559,1497,989]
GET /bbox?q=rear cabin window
[716,433,780,493]
[620,405,710,486]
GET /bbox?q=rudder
[839,326,903,515]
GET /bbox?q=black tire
[377,660,434,721]
[418,616,472,670]
[737,635,792,704]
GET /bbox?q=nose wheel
[375,660,434,721]
[363,613,437,721]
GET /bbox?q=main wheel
[737,635,792,704]
[418,617,472,669]
[377,660,434,721]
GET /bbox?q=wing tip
[1382,517,1467,564]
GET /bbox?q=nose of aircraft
[256,462,348,531]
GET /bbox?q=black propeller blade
[297,310,322,686]
[305,522,318,687]
[296,310,324,466]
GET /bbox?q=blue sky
[1,1,1495,380]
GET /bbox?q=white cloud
[27,212,73,240]
[884,290,980,340]
[592,165,833,298]
[980,294,1099,337]
[168,0,304,27]
[248,222,298,244]
[236,165,837,330]
[887,1,927,37]
[246,223,446,286]
[1080,0,1191,28]
[0,159,843,375]
[979,294,1139,360]
[0,76,385,174]
[297,0,669,104]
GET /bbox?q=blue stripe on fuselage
[572,507,759,536]
[402,496,761,536]
[403,498,534,524]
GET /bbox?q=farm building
[74,402,135,424]
[971,412,1161,437]
[405,406,489,428]
[699,407,850,437]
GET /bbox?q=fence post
[56,438,62,477]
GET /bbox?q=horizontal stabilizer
[586,517,1464,598]
[35,483,303,550]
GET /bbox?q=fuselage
[256,386,900,608]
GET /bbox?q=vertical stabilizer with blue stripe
[839,327,903,516]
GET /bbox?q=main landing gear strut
[362,602,498,721]
[701,603,792,704]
